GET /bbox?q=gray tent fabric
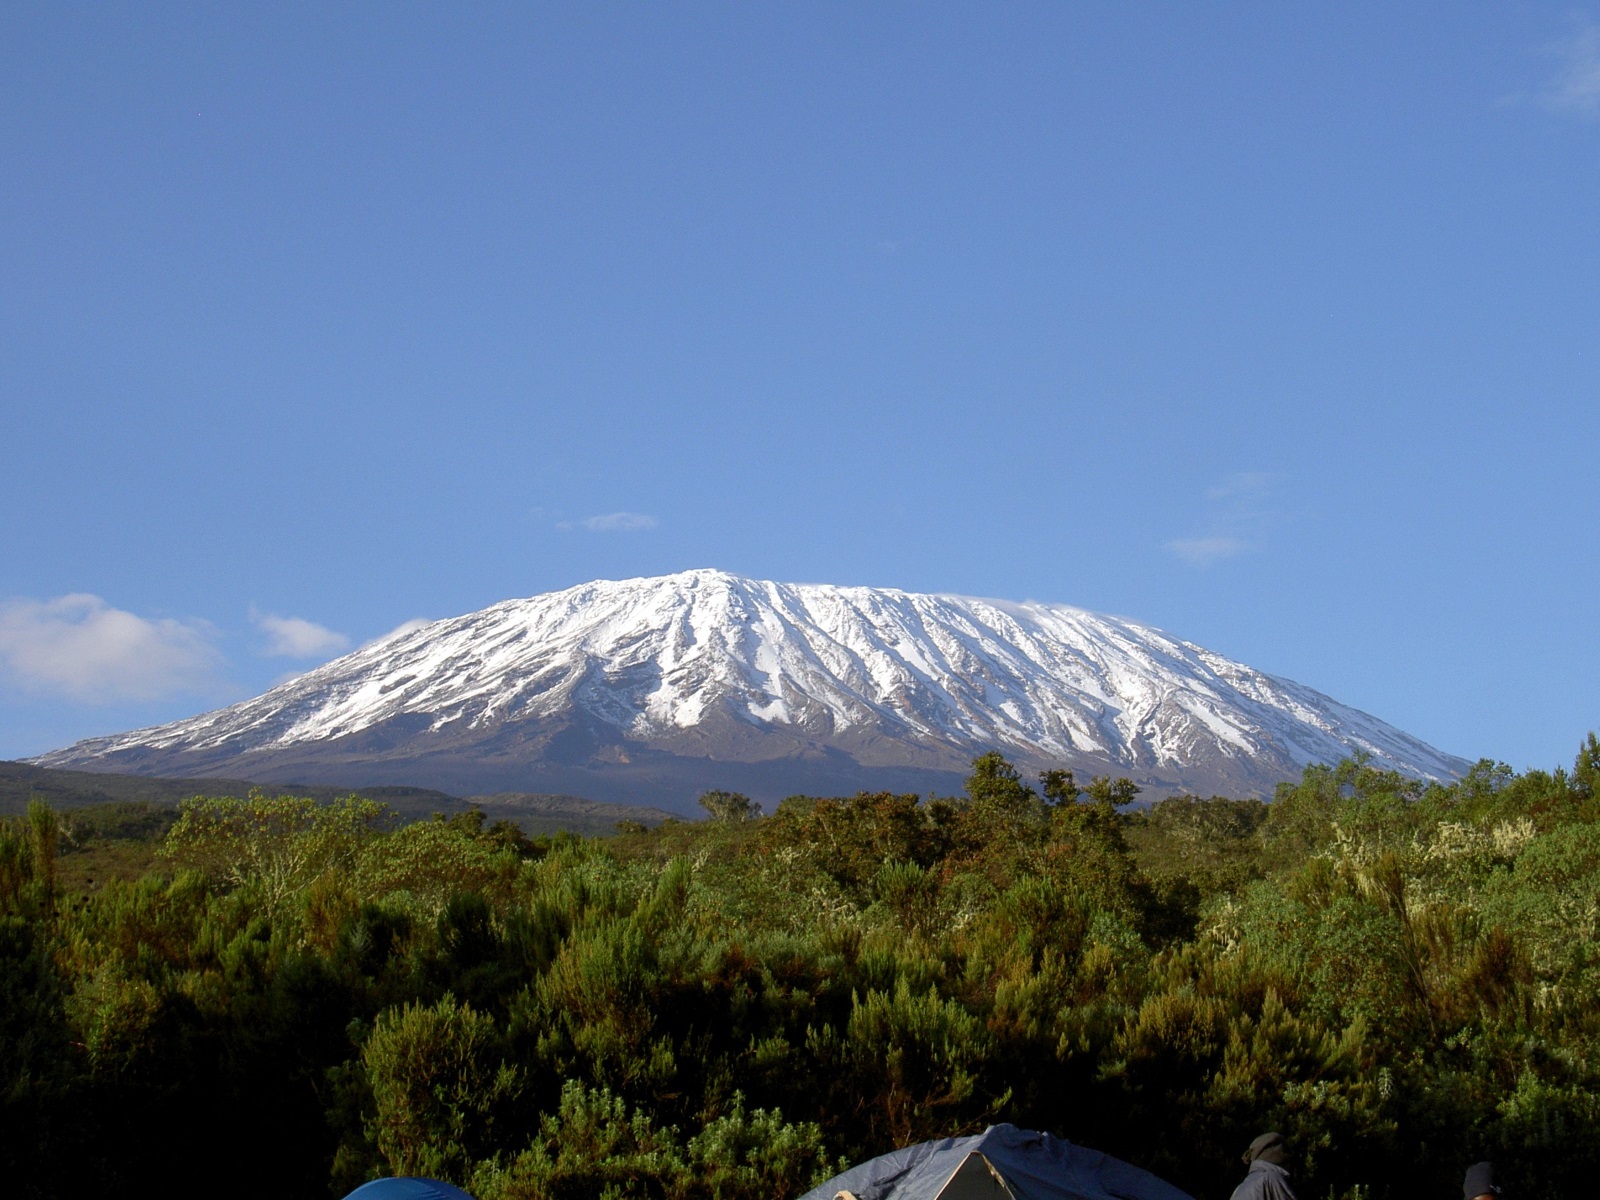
[798,1124,1194,1200]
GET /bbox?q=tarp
[341,1178,477,1200]
[797,1124,1193,1200]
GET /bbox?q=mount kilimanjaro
[32,570,1468,811]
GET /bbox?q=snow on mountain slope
[34,571,1466,799]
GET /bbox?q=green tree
[698,790,760,822]
[965,752,1036,809]
[164,792,389,917]
[26,798,58,904]
[363,995,521,1182]
[0,818,32,911]
[1040,768,1080,806]
[1573,730,1600,801]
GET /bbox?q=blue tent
[797,1124,1193,1200]
[341,1178,477,1200]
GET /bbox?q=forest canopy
[5,736,1600,1199]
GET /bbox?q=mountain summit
[33,570,1468,809]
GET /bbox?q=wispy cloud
[1165,536,1248,566]
[559,511,659,533]
[1205,472,1275,501]
[340,618,432,659]
[1541,19,1600,118]
[0,594,223,702]
[251,608,350,658]
[374,618,432,643]
[1165,473,1278,568]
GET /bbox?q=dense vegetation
[5,738,1600,1199]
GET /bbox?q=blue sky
[2,3,1596,772]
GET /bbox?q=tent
[341,1178,477,1200]
[797,1124,1193,1200]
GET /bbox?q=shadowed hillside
[0,761,676,836]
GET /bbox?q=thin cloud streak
[371,618,432,645]
[0,594,223,702]
[560,511,659,533]
[1165,472,1280,567]
[1165,536,1247,566]
[1542,20,1600,118]
[1205,472,1275,501]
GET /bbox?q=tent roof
[797,1124,1193,1200]
[341,1178,477,1200]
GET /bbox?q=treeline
[4,740,1600,1199]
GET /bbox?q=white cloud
[1165,536,1247,566]
[560,511,659,533]
[0,594,223,702]
[1542,20,1600,118]
[251,609,350,658]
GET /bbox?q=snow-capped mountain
[33,570,1468,809]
